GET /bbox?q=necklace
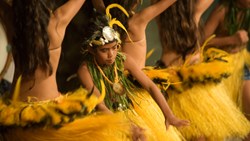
[94,58,124,95]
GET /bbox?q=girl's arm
[208,30,249,48]
[204,4,224,39]
[53,0,86,29]
[78,62,112,114]
[194,0,214,25]
[128,0,176,40]
[48,0,86,49]
[204,4,249,49]
[134,0,176,25]
[124,54,189,128]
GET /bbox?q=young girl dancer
[78,10,189,140]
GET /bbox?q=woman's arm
[78,62,112,114]
[204,4,249,50]
[135,0,176,25]
[124,54,189,128]
[204,4,225,39]
[208,30,249,47]
[128,0,176,40]
[194,0,214,25]
[53,0,86,28]
[48,0,86,49]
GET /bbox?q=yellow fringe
[146,48,155,60]
[167,82,250,140]
[0,87,103,127]
[224,50,245,108]
[143,48,232,93]
[3,112,132,141]
[143,48,250,140]
[12,75,22,103]
[129,90,185,141]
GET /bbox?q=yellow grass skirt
[3,113,132,141]
[143,48,250,140]
[167,82,250,140]
[1,87,131,141]
[223,48,249,110]
[1,89,184,141]
[129,89,185,141]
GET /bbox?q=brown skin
[13,0,86,101]
[122,0,177,69]
[194,0,214,25]
[78,41,190,128]
[204,2,249,53]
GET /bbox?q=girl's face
[237,0,250,8]
[94,41,119,66]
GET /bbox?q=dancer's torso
[14,47,61,101]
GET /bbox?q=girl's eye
[100,49,108,52]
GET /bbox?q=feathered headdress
[86,4,130,47]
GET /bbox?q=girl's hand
[232,30,249,46]
[165,115,190,129]
[188,53,200,65]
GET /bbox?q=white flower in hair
[102,26,116,42]
[99,38,106,45]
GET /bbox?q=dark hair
[12,0,55,78]
[223,0,250,35]
[82,13,111,50]
[157,0,199,58]
[103,0,141,42]
[0,0,13,43]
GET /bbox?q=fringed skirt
[143,48,250,140]
[1,87,131,141]
[222,48,250,110]
[129,89,185,141]
[1,87,184,141]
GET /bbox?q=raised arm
[127,0,176,40]
[124,54,189,128]
[194,0,214,25]
[53,0,86,28]
[136,0,176,24]
[204,4,224,39]
[78,62,112,113]
[48,0,86,49]
[204,4,249,50]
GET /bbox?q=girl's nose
[108,50,114,58]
